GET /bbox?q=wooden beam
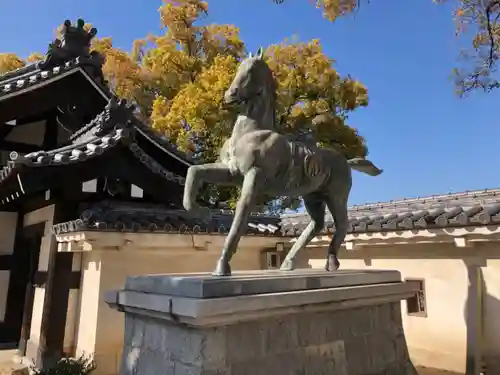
[0,140,42,153]
[0,125,14,140]
[42,113,58,149]
[32,271,80,289]
[454,236,474,248]
[345,241,357,251]
[56,231,283,252]
[0,254,13,270]
[0,113,51,143]
[16,112,50,126]
[8,222,45,357]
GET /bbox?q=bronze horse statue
[183,47,383,276]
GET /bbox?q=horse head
[224,47,277,107]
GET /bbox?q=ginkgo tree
[0,0,371,211]
[146,0,368,160]
[146,0,368,210]
[0,53,25,74]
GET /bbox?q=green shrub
[30,354,96,375]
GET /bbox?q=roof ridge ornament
[95,98,136,136]
[39,18,105,81]
[59,19,97,56]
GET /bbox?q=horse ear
[256,46,264,59]
[248,52,253,59]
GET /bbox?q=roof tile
[52,201,283,237]
[279,190,500,236]
[0,57,108,100]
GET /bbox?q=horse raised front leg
[183,163,240,222]
[213,167,264,276]
[280,193,325,271]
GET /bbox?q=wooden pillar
[43,253,80,358]
[42,111,58,150]
[16,223,45,355]
[37,201,80,368]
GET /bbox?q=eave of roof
[50,188,500,237]
[52,200,282,237]
[0,53,194,170]
[0,57,111,104]
[70,103,194,168]
[280,189,500,236]
[0,100,191,205]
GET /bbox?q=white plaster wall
[0,271,10,322]
[75,251,102,358]
[74,244,265,375]
[0,212,18,323]
[309,242,500,374]
[0,212,17,254]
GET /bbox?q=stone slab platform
[124,269,402,298]
[106,269,419,327]
[108,269,420,374]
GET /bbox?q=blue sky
[1,0,499,205]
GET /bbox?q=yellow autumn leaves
[0,0,369,163]
[315,0,359,22]
[0,53,24,73]
[152,54,239,152]
[265,40,368,158]
[0,0,376,210]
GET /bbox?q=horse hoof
[212,259,231,277]
[280,259,295,271]
[325,255,340,272]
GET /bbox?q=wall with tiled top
[309,241,500,374]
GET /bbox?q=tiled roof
[280,189,500,236]
[0,99,190,203]
[70,99,194,166]
[0,61,40,82]
[52,201,282,236]
[0,56,108,100]
[51,189,500,236]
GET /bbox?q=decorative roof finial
[39,18,105,83]
[58,18,97,57]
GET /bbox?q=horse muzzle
[223,93,242,105]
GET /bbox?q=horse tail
[347,158,383,176]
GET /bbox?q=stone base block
[106,269,420,375]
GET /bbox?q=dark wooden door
[0,223,44,349]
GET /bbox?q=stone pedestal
[105,269,420,375]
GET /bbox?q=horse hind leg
[280,193,326,271]
[324,192,349,271]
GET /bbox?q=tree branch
[485,0,500,67]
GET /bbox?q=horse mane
[256,59,278,127]
[260,60,278,103]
